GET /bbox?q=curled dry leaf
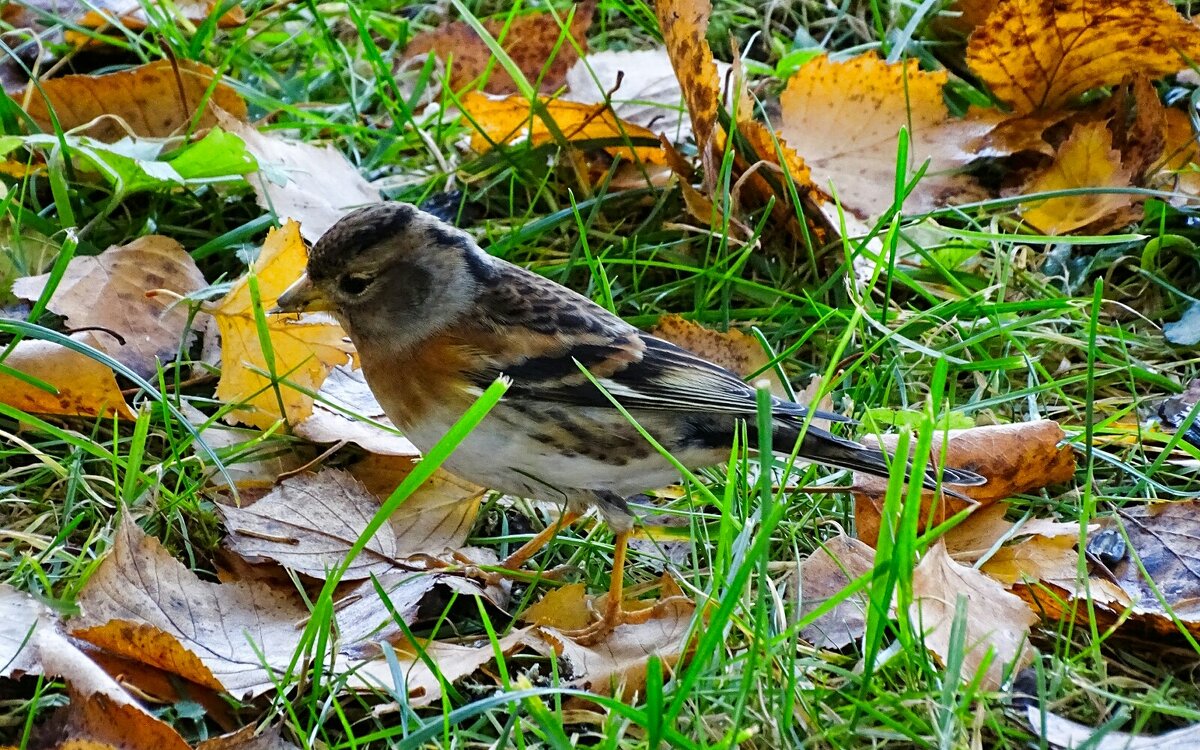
[20,60,247,141]
[11,236,207,378]
[215,109,381,242]
[211,220,356,429]
[403,1,593,94]
[461,92,666,165]
[37,628,189,750]
[854,420,1076,546]
[910,541,1036,690]
[791,535,874,650]
[649,314,784,394]
[0,583,54,678]
[777,53,997,220]
[0,332,134,419]
[966,0,1200,115]
[1021,693,1200,749]
[1018,121,1139,235]
[219,468,484,579]
[293,363,417,457]
[197,724,300,750]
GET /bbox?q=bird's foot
[565,594,694,646]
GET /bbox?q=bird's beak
[271,273,334,314]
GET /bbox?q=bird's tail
[786,425,987,499]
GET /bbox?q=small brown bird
[273,202,984,640]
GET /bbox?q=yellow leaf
[1020,121,1137,235]
[654,0,720,155]
[461,92,666,165]
[211,220,355,429]
[0,334,134,420]
[967,0,1200,114]
[1153,107,1200,200]
[778,53,996,219]
[19,60,247,142]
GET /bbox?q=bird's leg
[569,529,631,645]
[490,510,582,581]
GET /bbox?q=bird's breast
[356,335,477,440]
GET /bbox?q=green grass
[1,0,1200,747]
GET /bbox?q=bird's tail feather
[788,426,987,500]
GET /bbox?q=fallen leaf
[910,541,1036,690]
[0,333,134,419]
[522,595,696,700]
[1019,121,1138,235]
[564,48,736,143]
[11,236,207,378]
[219,468,483,578]
[777,53,997,219]
[211,220,356,429]
[0,584,54,677]
[649,314,784,393]
[1164,302,1200,347]
[215,110,380,242]
[1112,76,1167,182]
[293,363,418,456]
[20,60,247,141]
[404,2,593,94]
[654,0,720,166]
[791,535,874,650]
[966,0,1200,114]
[1153,107,1200,201]
[351,630,530,709]
[1022,698,1200,749]
[522,582,594,631]
[197,725,299,750]
[461,92,666,165]
[854,420,1076,546]
[37,628,189,750]
[73,0,245,32]
[981,532,1083,587]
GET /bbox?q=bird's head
[273,202,495,349]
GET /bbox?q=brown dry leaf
[791,535,874,650]
[523,596,696,699]
[219,468,484,578]
[1019,121,1138,235]
[11,236,207,378]
[0,333,134,419]
[197,725,300,750]
[20,60,247,141]
[854,420,1075,546]
[462,92,666,165]
[1113,76,1168,182]
[214,110,381,242]
[0,584,54,677]
[404,2,593,94]
[36,628,189,750]
[649,314,784,393]
[777,53,997,220]
[910,541,1036,690]
[211,220,356,429]
[70,517,310,697]
[982,532,1083,587]
[73,0,244,32]
[966,0,1200,115]
[944,503,1085,563]
[293,364,417,456]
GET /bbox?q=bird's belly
[400,402,688,501]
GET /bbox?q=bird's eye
[339,273,372,295]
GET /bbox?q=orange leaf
[461,92,666,164]
[967,0,1200,114]
[1019,121,1138,235]
[654,0,720,160]
[0,334,134,420]
[19,59,247,141]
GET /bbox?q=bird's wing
[468,261,848,423]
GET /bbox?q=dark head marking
[308,203,417,281]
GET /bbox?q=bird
[272,201,986,642]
